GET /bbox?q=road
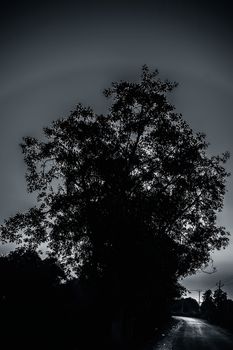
[152,316,233,350]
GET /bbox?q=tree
[0,248,66,350]
[0,66,230,344]
[201,287,229,325]
[0,247,64,294]
[213,287,227,310]
[201,289,215,319]
[172,297,199,316]
[202,289,214,304]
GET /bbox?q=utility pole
[215,280,225,309]
[216,280,224,291]
[190,289,202,306]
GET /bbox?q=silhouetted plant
[213,287,227,310]
[172,297,199,316]
[0,66,230,348]
[201,287,233,329]
[0,248,67,349]
[201,289,216,320]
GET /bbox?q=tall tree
[201,289,215,319]
[0,67,230,338]
[213,287,228,310]
[202,289,214,304]
[1,66,229,275]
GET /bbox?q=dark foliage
[0,249,109,349]
[171,297,200,317]
[0,66,230,348]
[201,289,216,320]
[0,249,66,349]
[201,288,233,330]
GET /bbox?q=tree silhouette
[213,287,227,310]
[202,289,213,303]
[0,66,230,347]
[0,248,66,349]
[201,289,215,320]
[0,247,64,302]
[201,287,233,327]
[172,297,199,316]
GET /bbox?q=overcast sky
[1,0,233,300]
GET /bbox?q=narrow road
[153,316,233,350]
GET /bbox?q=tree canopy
[0,66,230,284]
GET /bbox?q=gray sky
[1,0,233,300]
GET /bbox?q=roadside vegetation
[0,67,230,349]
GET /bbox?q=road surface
[152,316,233,350]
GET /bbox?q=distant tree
[213,287,227,310]
[183,297,199,314]
[172,297,199,315]
[0,66,230,345]
[0,248,66,350]
[201,287,233,327]
[0,247,64,304]
[202,289,213,303]
[201,289,215,319]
